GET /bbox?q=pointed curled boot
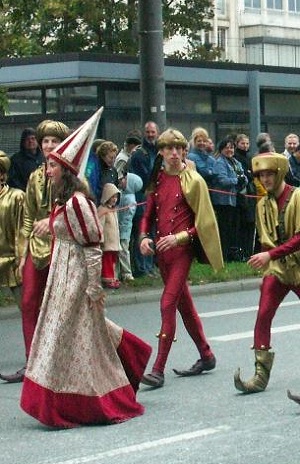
[234,349,275,393]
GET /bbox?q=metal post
[248,70,261,154]
[138,0,166,130]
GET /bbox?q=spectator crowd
[3,119,300,298]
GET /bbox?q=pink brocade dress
[20,193,151,428]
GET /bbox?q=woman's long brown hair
[54,167,91,205]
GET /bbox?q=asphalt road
[1,283,300,464]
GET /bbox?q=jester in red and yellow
[139,128,224,388]
[234,152,300,395]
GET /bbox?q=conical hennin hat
[49,107,104,178]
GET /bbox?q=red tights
[152,247,212,374]
[101,251,118,281]
[254,275,300,349]
[21,253,49,360]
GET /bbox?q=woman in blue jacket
[187,127,216,187]
[210,136,247,262]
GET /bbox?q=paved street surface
[1,285,300,464]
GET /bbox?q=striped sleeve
[65,193,102,246]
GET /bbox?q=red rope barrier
[102,188,262,215]
[208,188,262,199]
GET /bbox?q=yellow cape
[180,169,224,272]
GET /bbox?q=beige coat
[98,183,121,252]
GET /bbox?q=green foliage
[104,261,260,292]
[163,0,213,36]
[188,261,261,285]
[0,87,9,114]
[0,0,220,60]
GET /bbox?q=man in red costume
[234,152,300,394]
[139,128,224,388]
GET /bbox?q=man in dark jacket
[128,121,159,277]
[8,128,43,191]
[285,144,300,187]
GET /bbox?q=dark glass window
[7,89,42,115]
[46,86,97,113]
[166,88,211,114]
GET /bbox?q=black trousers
[214,204,237,262]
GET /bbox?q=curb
[104,277,261,307]
[0,278,260,320]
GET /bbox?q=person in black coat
[285,144,300,187]
[234,133,256,260]
[128,121,160,277]
[8,128,44,191]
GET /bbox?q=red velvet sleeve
[139,192,156,235]
[269,233,300,260]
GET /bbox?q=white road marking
[210,323,300,342]
[45,425,230,464]
[200,300,299,318]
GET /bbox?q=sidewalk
[0,278,260,320]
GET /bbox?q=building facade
[212,0,300,67]
[0,53,300,156]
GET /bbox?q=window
[267,0,282,9]
[218,28,226,49]
[289,0,300,12]
[7,89,42,115]
[245,43,263,65]
[166,88,211,114]
[263,43,297,67]
[204,31,211,45]
[265,93,300,116]
[245,0,261,8]
[105,89,139,108]
[217,0,225,14]
[218,123,250,141]
[46,85,97,114]
[216,94,249,113]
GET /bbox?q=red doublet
[141,171,212,373]
[152,172,196,240]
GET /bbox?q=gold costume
[180,168,224,272]
[0,185,25,287]
[256,188,300,286]
[22,164,52,270]
[253,177,267,199]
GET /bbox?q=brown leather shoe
[0,366,26,383]
[173,355,216,377]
